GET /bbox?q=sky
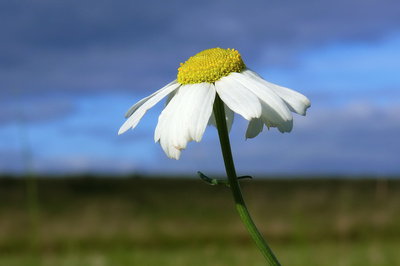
[1,0,399,177]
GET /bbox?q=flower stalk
[213,94,281,265]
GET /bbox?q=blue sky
[1,0,399,176]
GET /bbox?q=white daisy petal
[124,80,179,118]
[261,104,293,133]
[262,112,293,133]
[243,69,311,115]
[208,103,235,133]
[246,118,264,139]
[118,80,180,135]
[215,76,262,121]
[154,83,216,159]
[224,104,235,132]
[164,87,178,107]
[228,70,293,132]
[154,89,187,152]
[155,97,186,159]
[265,85,310,115]
[154,88,189,155]
[187,83,216,142]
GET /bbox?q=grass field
[0,176,399,265]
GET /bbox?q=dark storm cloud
[1,0,400,94]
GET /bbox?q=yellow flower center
[177,48,246,84]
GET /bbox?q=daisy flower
[119,48,311,159]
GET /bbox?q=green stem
[213,94,280,265]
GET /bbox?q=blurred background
[0,0,399,265]
[1,0,399,176]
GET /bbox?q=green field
[0,176,399,265]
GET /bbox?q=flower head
[119,48,311,159]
